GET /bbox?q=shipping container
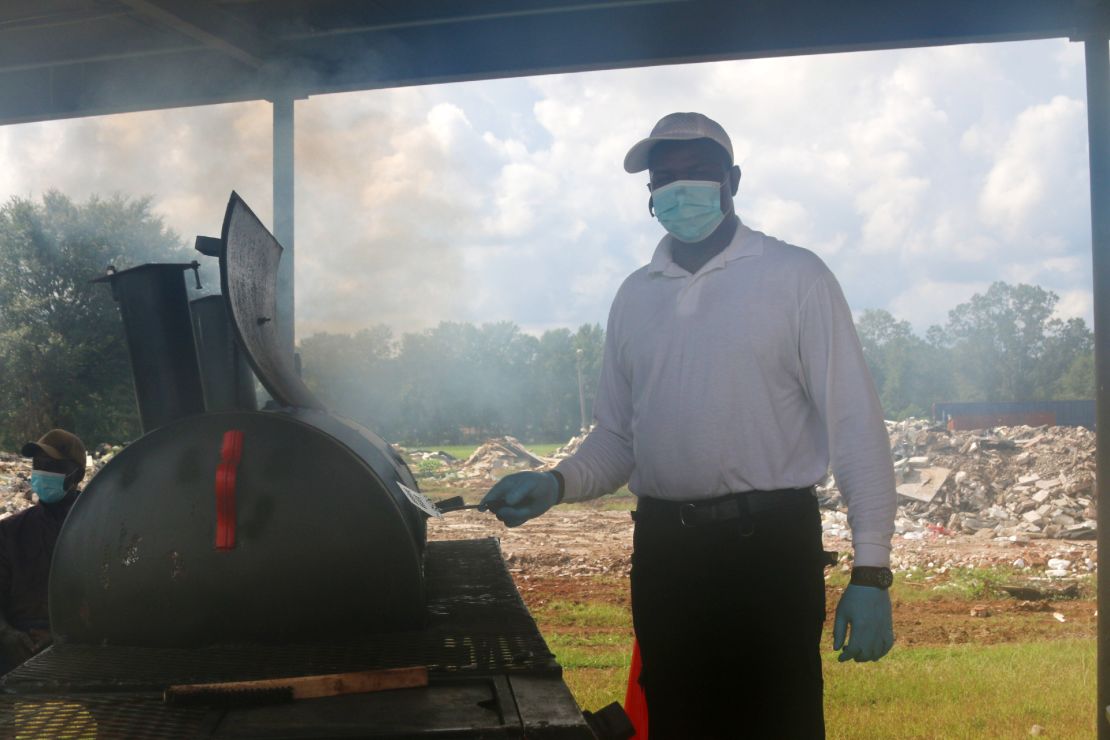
[931,400,1095,430]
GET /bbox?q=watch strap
[849,566,893,590]
[550,469,566,504]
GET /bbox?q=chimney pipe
[190,294,257,413]
[94,263,206,434]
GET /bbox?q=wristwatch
[849,566,894,590]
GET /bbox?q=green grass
[925,565,1018,600]
[532,594,1096,738]
[532,598,636,714]
[824,639,1095,739]
[893,565,1095,603]
[555,639,1096,738]
[532,600,630,629]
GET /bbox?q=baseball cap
[22,429,87,478]
[623,112,734,174]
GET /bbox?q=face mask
[652,179,727,243]
[30,470,67,504]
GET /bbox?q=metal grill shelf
[0,539,588,739]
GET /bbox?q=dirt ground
[427,507,1098,647]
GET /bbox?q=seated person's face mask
[30,470,67,503]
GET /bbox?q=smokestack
[94,263,206,434]
[190,294,258,413]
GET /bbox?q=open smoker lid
[219,192,323,410]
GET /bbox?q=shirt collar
[647,218,764,277]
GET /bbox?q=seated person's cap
[623,112,734,174]
[21,429,87,479]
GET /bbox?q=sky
[0,37,1096,340]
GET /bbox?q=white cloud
[888,280,990,330]
[745,196,813,247]
[1055,288,1093,322]
[0,37,1096,342]
[979,95,1088,239]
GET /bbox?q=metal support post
[1085,36,1110,740]
[273,96,295,362]
[576,348,588,432]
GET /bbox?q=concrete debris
[0,452,31,517]
[895,465,950,503]
[405,449,458,464]
[399,436,556,486]
[999,582,1080,601]
[463,437,550,469]
[821,418,1098,542]
[549,427,593,460]
[403,427,600,487]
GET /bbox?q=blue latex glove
[832,584,894,662]
[479,471,560,527]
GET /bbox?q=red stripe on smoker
[216,430,244,550]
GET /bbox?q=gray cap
[623,112,734,173]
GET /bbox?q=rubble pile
[457,437,551,480]
[402,449,458,465]
[0,452,29,517]
[820,419,1098,542]
[549,427,593,460]
[398,438,552,486]
[395,446,459,473]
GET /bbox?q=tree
[0,192,188,447]
[1056,351,1095,399]
[297,319,605,445]
[855,309,954,418]
[944,282,1092,402]
[300,325,399,431]
[856,309,913,395]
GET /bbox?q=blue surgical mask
[652,179,726,243]
[30,470,67,504]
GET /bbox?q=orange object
[623,639,649,739]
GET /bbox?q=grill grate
[0,539,561,737]
[0,694,216,740]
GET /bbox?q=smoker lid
[219,192,323,410]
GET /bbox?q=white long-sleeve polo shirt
[554,220,897,567]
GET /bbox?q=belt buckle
[679,503,698,527]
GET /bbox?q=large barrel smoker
[0,193,595,738]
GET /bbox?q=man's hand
[832,584,894,662]
[0,625,36,665]
[479,471,560,527]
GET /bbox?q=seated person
[0,429,86,674]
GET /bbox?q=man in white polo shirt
[480,112,897,738]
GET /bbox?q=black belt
[636,487,816,533]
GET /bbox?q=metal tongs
[433,495,501,514]
[398,483,501,518]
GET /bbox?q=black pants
[630,493,827,739]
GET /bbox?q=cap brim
[21,442,63,460]
[623,132,716,173]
